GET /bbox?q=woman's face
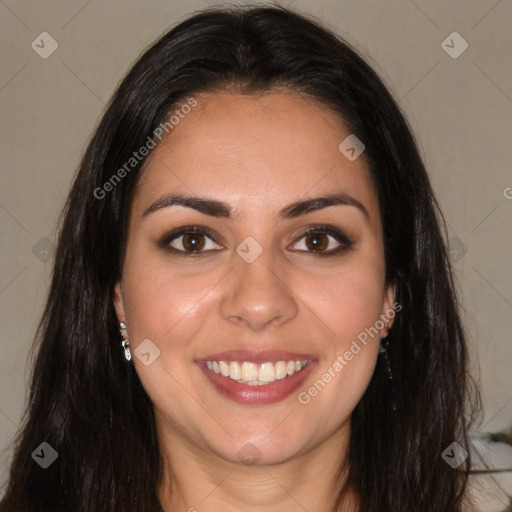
[114,90,395,466]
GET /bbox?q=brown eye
[181,233,206,252]
[290,226,354,256]
[160,226,224,255]
[304,233,329,252]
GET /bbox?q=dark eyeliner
[157,225,219,252]
[294,225,355,256]
[157,224,354,257]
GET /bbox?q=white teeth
[219,360,230,376]
[241,362,259,382]
[274,361,288,380]
[229,361,241,380]
[259,362,275,382]
[205,359,308,384]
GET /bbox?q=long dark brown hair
[0,4,481,511]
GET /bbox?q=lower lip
[198,361,317,404]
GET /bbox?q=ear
[380,284,397,337]
[113,280,127,324]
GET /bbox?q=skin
[114,90,395,512]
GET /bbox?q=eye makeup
[156,223,355,258]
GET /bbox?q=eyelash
[158,224,354,258]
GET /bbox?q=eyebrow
[142,192,370,221]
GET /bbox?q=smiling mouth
[205,359,308,385]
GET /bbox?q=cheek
[305,260,386,350]
[121,246,225,350]
[295,264,385,422]
[120,252,220,421]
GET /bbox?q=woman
[0,5,481,511]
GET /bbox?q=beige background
[1,0,511,509]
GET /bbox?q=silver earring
[379,320,392,379]
[379,339,393,382]
[379,337,397,413]
[119,322,131,361]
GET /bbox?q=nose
[220,251,299,332]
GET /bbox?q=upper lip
[196,350,315,364]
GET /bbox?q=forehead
[132,90,379,224]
